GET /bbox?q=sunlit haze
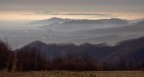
[0,0,144,21]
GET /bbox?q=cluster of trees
[0,40,102,71]
[0,37,144,72]
[0,40,14,71]
[15,47,102,71]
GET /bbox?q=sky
[0,0,144,21]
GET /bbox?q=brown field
[0,71,144,77]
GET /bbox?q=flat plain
[0,71,144,77]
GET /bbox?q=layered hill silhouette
[1,36,144,71]
[30,17,130,32]
[72,20,144,34]
[1,19,144,49]
[17,36,144,67]
[70,20,144,44]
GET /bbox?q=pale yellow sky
[0,0,143,21]
[0,11,143,21]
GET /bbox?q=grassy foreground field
[0,71,144,77]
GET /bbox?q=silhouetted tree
[0,40,11,70]
[51,54,102,71]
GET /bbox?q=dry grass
[0,71,144,77]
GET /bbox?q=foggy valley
[0,17,144,49]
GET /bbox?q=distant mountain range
[63,18,128,25]
[30,17,130,32]
[66,20,144,44]
[1,20,143,49]
[128,18,144,24]
[73,20,144,34]
[73,34,141,44]
[29,17,144,33]
[29,17,72,25]
[30,17,144,26]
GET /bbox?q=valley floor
[0,71,144,77]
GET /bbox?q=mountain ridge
[17,36,144,65]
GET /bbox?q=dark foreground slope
[103,37,144,70]
[0,37,144,71]
[15,37,144,71]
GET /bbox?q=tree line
[0,37,144,72]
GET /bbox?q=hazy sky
[0,0,144,21]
